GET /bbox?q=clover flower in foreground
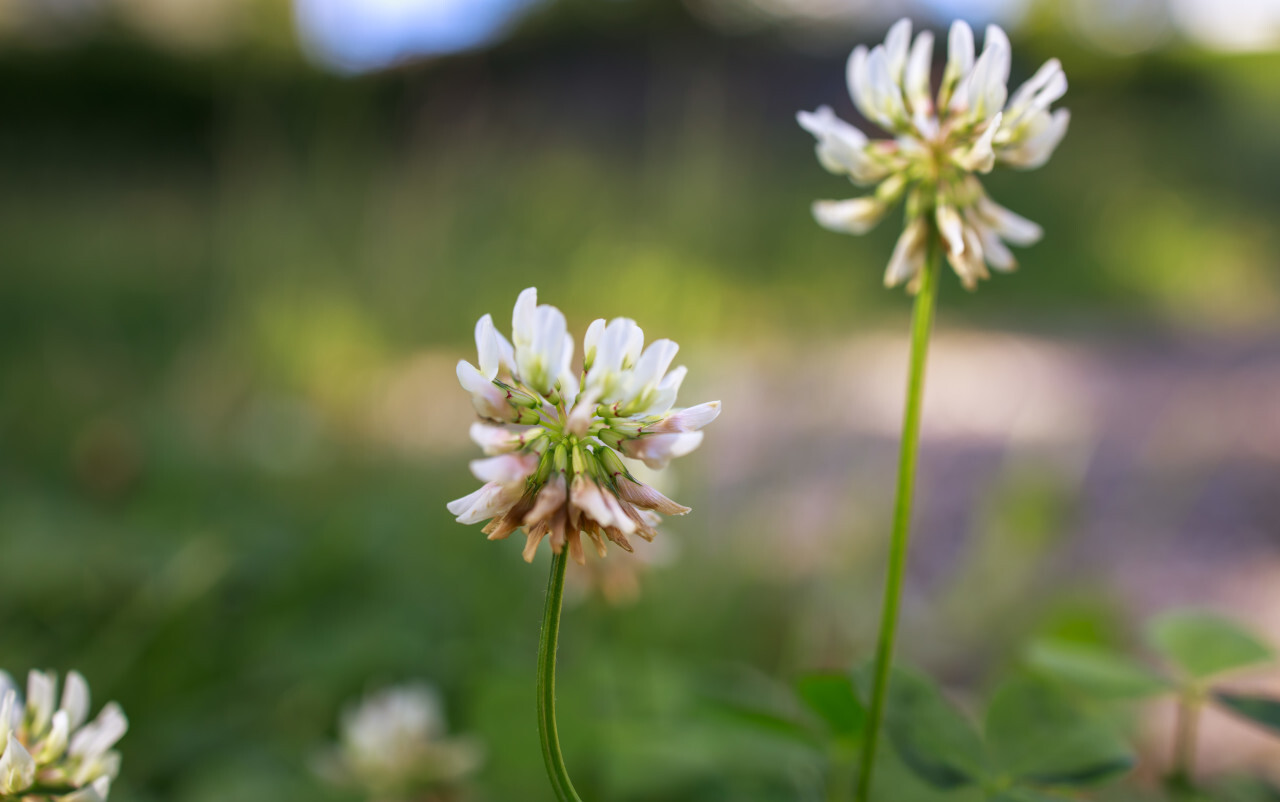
[449,288,720,564]
[0,670,126,801]
[798,18,1068,291]
[317,683,481,802]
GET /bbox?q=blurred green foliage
[1,1,1279,800]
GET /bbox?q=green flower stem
[855,236,943,802]
[538,548,584,802]
[1172,687,1203,785]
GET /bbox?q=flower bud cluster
[450,288,719,563]
[0,670,126,802]
[798,18,1068,291]
[316,683,481,801]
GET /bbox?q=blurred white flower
[0,669,125,802]
[450,288,719,564]
[798,18,1069,291]
[317,683,481,802]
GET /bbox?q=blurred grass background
[2,0,1280,799]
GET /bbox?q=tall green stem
[538,548,584,802]
[1172,689,1202,786]
[854,238,942,802]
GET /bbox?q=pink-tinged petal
[447,486,488,517]
[621,431,704,470]
[570,476,614,527]
[469,453,537,484]
[468,422,522,455]
[646,401,721,434]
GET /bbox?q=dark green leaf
[794,673,867,741]
[879,667,986,790]
[1026,639,1169,699]
[1215,691,1280,737]
[701,672,824,750]
[1148,611,1274,680]
[985,677,1134,787]
[705,700,822,748]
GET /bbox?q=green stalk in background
[855,240,942,802]
[1171,687,1203,788]
[538,549,585,802]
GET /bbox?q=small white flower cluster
[798,18,1069,291]
[0,670,126,802]
[317,683,481,800]
[451,288,720,563]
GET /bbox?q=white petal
[846,45,872,121]
[865,46,906,127]
[38,710,69,762]
[63,776,111,802]
[623,324,645,368]
[979,224,1017,272]
[583,318,606,365]
[26,670,56,737]
[797,106,892,184]
[630,339,679,394]
[984,24,1011,78]
[60,671,91,731]
[884,218,928,288]
[447,486,488,517]
[557,359,580,409]
[904,30,935,114]
[635,364,687,417]
[457,360,513,421]
[884,18,912,84]
[949,20,975,75]
[511,287,537,348]
[965,32,1010,121]
[68,702,128,761]
[657,364,687,394]
[999,108,1070,169]
[452,482,520,525]
[812,197,887,235]
[936,205,966,256]
[955,112,1001,173]
[0,691,13,747]
[586,318,642,400]
[474,314,501,379]
[943,19,975,107]
[0,733,35,794]
[1006,58,1065,121]
[977,196,1043,245]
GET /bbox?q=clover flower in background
[449,288,720,564]
[798,18,1069,290]
[317,683,482,802]
[0,670,127,802]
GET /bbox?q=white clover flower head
[451,288,719,564]
[0,670,126,802]
[798,18,1068,292]
[318,683,482,799]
